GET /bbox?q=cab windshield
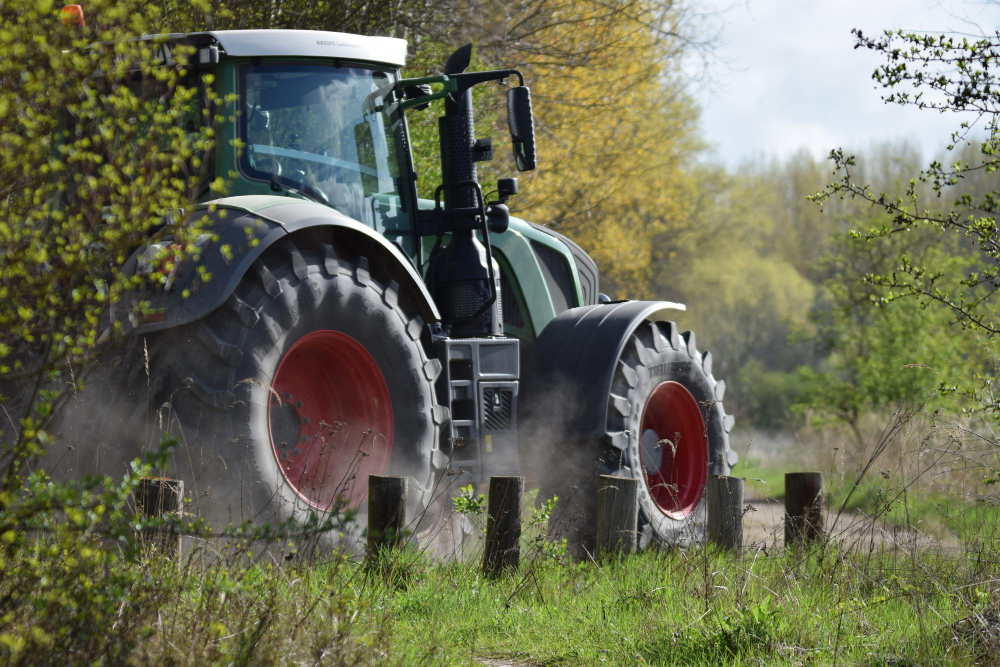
[238,62,413,254]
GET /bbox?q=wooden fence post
[785,472,824,546]
[367,475,408,557]
[596,475,638,558]
[483,476,523,578]
[707,475,743,554]
[135,476,183,558]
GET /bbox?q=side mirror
[506,86,536,171]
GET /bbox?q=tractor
[39,23,737,551]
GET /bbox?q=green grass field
[6,494,1000,664]
[6,459,1000,664]
[118,538,996,665]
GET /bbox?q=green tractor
[48,26,736,550]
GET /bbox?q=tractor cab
[126,30,419,256]
[160,30,538,340]
[237,61,409,247]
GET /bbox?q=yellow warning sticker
[485,434,493,453]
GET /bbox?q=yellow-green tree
[0,0,220,473]
[400,0,709,296]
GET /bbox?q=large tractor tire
[533,318,733,552]
[122,237,444,547]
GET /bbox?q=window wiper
[271,179,333,208]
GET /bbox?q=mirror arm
[450,69,523,95]
[396,75,458,111]
[395,71,525,112]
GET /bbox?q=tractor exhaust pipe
[439,42,478,210]
[431,43,502,338]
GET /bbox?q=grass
[733,455,787,501]
[116,538,997,665]
[8,476,1000,665]
[378,548,979,664]
[7,415,1000,664]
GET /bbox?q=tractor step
[433,337,520,485]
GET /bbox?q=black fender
[523,300,688,441]
[129,198,440,335]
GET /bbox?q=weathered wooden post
[483,476,523,577]
[785,472,824,545]
[367,475,408,557]
[707,474,743,554]
[135,476,184,558]
[596,475,638,558]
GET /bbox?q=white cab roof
[204,30,407,67]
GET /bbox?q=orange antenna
[60,4,85,26]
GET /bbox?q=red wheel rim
[639,381,707,517]
[268,331,393,510]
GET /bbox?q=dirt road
[742,499,956,551]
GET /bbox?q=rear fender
[523,301,686,442]
[131,198,439,335]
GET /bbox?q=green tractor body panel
[489,217,586,340]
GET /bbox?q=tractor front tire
[539,320,733,552]
[614,322,733,548]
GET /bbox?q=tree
[0,0,240,657]
[656,140,976,432]
[399,0,715,296]
[652,157,822,425]
[794,228,983,443]
[814,28,1000,340]
[0,0,220,479]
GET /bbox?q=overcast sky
[693,0,1000,167]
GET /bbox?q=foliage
[525,491,566,561]
[2,528,987,665]
[452,483,485,523]
[655,156,836,408]
[793,230,985,437]
[0,433,362,664]
[731,360,811,430]
[396,0,713,296]
[0,0,228,482]
[678,245,816,374]
[666,139,993,434]
[799,26,1000,430]
[205,0,404,34]
[0,439,175,662]
[511,0,705,297]
[814,28,1000,340]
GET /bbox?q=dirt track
[741,499,958,551]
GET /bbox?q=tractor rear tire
[128,237,445,547]
[539,320,733,552]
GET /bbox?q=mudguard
[130,196,440,335]
[524,300,686,441]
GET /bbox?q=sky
[693,0,1000,167]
